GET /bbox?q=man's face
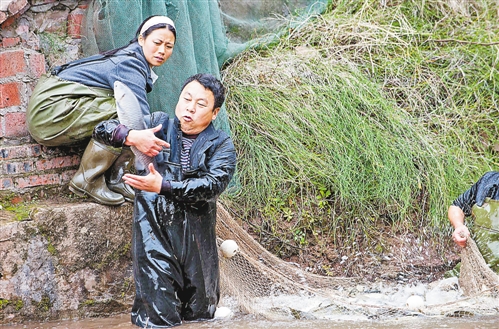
[175,80,219,135]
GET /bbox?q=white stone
[0,0,15,12]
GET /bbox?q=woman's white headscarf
[140,16,175,36]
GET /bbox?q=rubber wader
[106,147,135,202]
[69,139,125,205]
[471,199,499,272]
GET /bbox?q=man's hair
[181,73,226,110]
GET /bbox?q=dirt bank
[237,217,460,284]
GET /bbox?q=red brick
[36,155,80,171]
[0,50,27,78]
[28,52,46,78]
[0,177,13,189]
[10,195,24,204]
[4,112,27,137]
[0,82,21,108]
[15,173,62,188]
[0,0,29,29]
[0,12,7,25]
[1,161,34,175]
[67,8,84,39]
[1,15,16,29]
[0,144,42,160]
[2,37,20,48]
[8,0,28,16]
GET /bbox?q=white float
[406,295,425,311]
[214,306,233,319]
[220,239,239,258]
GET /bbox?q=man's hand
[123,163,162,193]
[125,124,170,157]
[448,204,469,248]
[452,225,470,248]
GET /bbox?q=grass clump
[221,0,499,261]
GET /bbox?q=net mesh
[215,203,499,321]
[459,237,499,296]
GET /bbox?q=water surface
[5,313,499,329]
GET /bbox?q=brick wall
[0,0,87,199]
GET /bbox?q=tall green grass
[221,0,499,255]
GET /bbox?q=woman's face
[138,28,175,67]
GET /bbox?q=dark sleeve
[165,135,237,202]
[94,111,169,156]
[160,180,172,195]
[452,171,499,217]
[92,119,130,148]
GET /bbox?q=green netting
[82,0,329,135]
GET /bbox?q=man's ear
[212,107,220,121]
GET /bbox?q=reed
[221,0,499,258]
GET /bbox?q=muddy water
[4,313,499,329]
[5,277,499,329]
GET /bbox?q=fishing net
[459,237,499,296]
[215,203,499,321]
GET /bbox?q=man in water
[93,73,236,327]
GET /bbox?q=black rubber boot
[107,147,135,202]
[69,139,125,206]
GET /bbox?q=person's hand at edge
[452,225,470,248]
[448,204,470,248]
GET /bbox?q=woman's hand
[125,124,170,157]
[123,163,162,193]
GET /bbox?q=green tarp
[82,0,329,134]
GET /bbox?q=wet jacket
[452,171,499,217]
[94,113,237,327]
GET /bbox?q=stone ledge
[0,202,134,324]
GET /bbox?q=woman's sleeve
[93,120,130,148]
[109,57,152,116]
